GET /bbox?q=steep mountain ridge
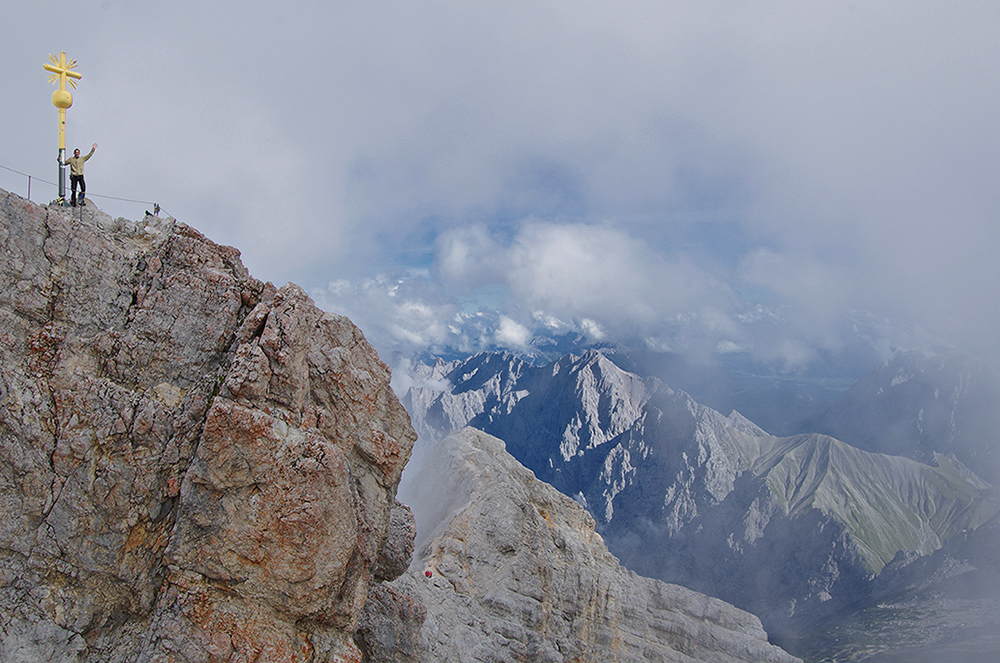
[405,349,768,529]
[395,427,800,663]
[753,434,997,569]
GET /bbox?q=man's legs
[70,175,86,206]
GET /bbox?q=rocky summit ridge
[0,190,417,661]
[0,188,800,662]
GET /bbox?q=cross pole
[43,52,82,205]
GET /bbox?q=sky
[4,1,1000,379]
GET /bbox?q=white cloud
[580,318,606,342]
[716,340,748,355]
[495,315,531,350]
[505,222,727,329]
[433,225,508,294]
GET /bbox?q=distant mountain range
[400,347,1000,660]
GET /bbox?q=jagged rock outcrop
[395,427,800,662]
[0,190,418,661]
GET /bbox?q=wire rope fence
[0,162,169,217]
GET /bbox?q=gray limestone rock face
[0,190,417,662]
[396,427,801,663]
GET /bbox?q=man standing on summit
[58,143,97,206]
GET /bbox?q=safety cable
[0,161,166,215]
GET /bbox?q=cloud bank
[5,2,999,374]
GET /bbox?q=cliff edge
[0,190,418,661]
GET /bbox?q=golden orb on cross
[52,89,73,109]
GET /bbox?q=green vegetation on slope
[756,434,1000,573]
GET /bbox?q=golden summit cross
[44,52,82,95]
[43,51,82,204]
